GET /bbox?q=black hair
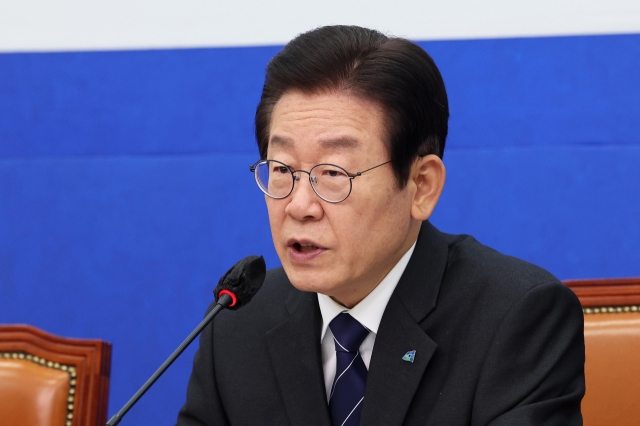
[255,25,449,188]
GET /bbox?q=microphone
[106,255,266,426]
[215,254,266,309]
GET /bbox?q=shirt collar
[317,240,417,341]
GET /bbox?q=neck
[329,227,419,308]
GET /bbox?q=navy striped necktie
[328,312,369,426]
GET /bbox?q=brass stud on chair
[583,305,640,315]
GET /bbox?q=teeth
[295,243,318,252]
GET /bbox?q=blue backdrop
[1,34,639,424]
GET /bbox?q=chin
[282,263,339,296]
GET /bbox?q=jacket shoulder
[431,232,582,326]
[443,233,563,298]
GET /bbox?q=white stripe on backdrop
[1,0,639,52]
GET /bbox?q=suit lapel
[360,293,438,426]
[264,222,448,426]
[360,221,449,426]
[266,290,332,426]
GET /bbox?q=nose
[284,172,324,221]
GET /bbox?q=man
[177,25,585,426]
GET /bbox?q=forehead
[267,90,387,159]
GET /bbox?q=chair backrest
[564,277,640,426]
[0,324,111,426]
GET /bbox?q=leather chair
[0,324,111,426]
[564,277,640,426]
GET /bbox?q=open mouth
[292,242,320,253]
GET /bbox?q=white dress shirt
[317,241,417,401]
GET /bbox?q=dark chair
[564,277,640,426]
[0,324,111,426]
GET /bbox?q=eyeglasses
[249,159,391,203]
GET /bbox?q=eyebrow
[318,137,360,150]
[269,135,360,150]
[269,135,293,148]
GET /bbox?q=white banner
[1,0,639,52]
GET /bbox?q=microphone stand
[106,294,232,426]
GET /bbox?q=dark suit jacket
[176,222,585,426]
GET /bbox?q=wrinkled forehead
[265,90,389,162]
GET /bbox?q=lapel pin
[402,350,416,363]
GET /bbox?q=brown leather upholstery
[564,278,640,426]
[0,357,69,426]
[0,325,111,426]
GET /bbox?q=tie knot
[329,313,368,353]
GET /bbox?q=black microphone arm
[106,293,233,426]
[106,255,266,426]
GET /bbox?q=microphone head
[214,255,266,309]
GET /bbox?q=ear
[409,154,446,221]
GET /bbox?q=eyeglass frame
[249,159,392,203]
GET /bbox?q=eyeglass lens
[255,160,352,202]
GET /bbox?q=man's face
[266,90,420,307]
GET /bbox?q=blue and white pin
[402,350,416,363]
